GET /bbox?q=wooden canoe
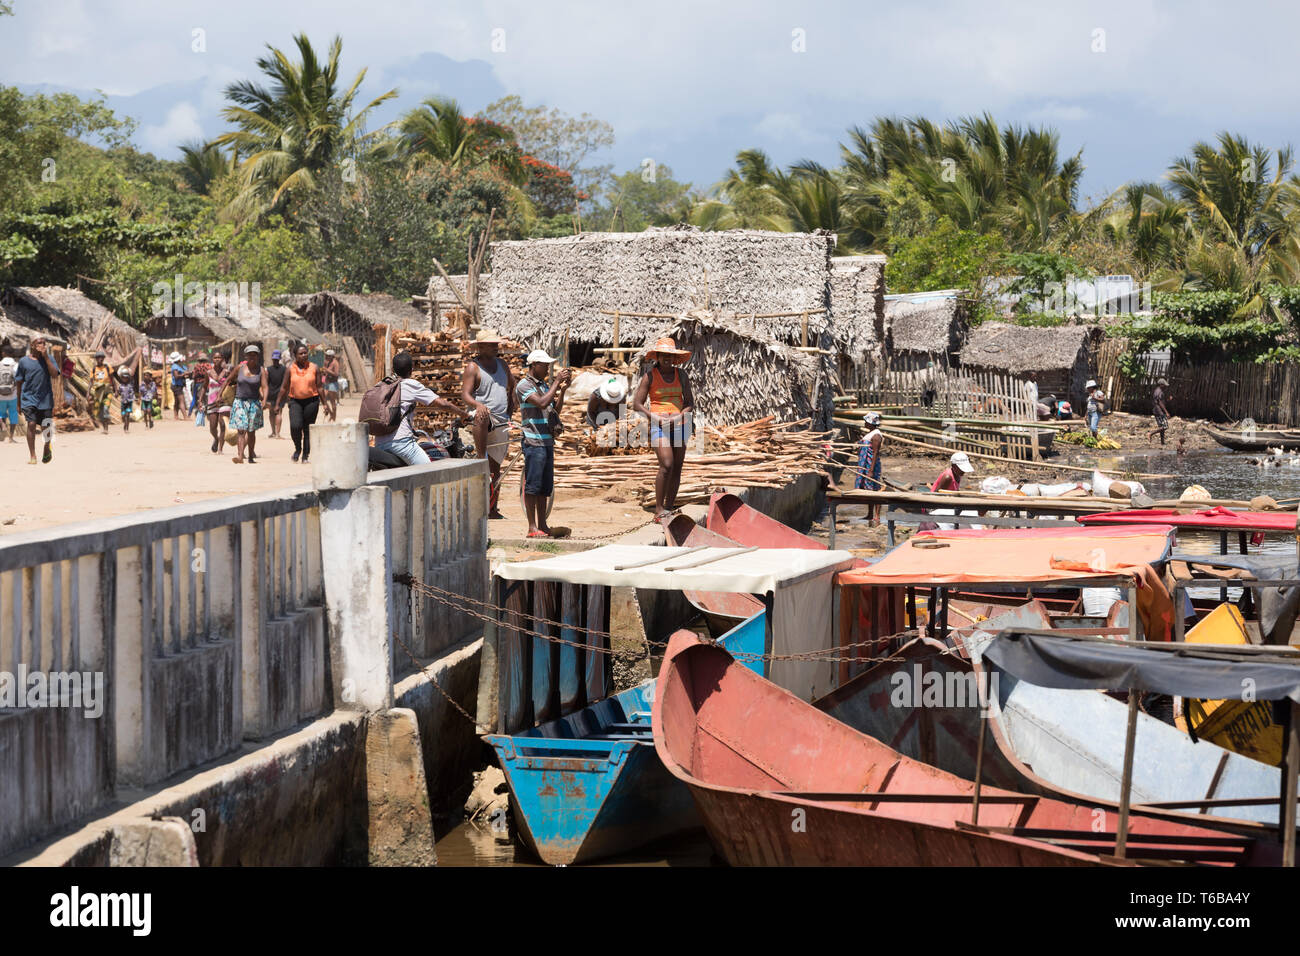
[815,632,1285,835]
[704,492,826,550]
[653,630,1277,866]
[660,514,765,636]
[1203,423,1300,452]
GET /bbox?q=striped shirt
[516,375,552,443]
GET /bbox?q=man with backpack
[0,344,18,442]
[367,351,466,466]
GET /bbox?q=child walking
[139,372,158,429]
[116,366,135,433]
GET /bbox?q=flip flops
[41,445,51,463]
[526,530,551,539]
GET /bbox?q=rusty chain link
[394,572,968,667]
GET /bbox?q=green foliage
[296,162,519,296]
[480,95,614,209]
[178,215,319,298]
[589,165,694,232]
[1149,289,1251,323]
[885,217,1006,295]
[1115,313,1286,375]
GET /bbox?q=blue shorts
[522,442,554,497]
[0,397,16,424]
[650,421,689,447]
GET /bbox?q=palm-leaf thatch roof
[959,322,1103,374]
[10,286,144,351]
[481,226,835,354]
[638,309,834,430]
[830,255,887,365]
[145,292,318,345]
[884,291,968,360]
[297,291,429,332]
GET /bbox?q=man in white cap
[515,349,571,537]
[461,329,516,518]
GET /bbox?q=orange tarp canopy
[839,526,1176,586]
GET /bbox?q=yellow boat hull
[1177,603,1282,766]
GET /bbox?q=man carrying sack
[462,328,516,519]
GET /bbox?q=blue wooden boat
[476,543,856,865]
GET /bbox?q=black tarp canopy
[984,630,1300,703]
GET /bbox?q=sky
[3,0,1300,202]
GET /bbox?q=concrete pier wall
[0,453,489,861]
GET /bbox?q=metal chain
[395,572,968,666]
[390,626,478,723]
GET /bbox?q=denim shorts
[650,421,689,447]
[522,441,554,496]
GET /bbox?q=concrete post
[317,423,394,712]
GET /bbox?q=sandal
[526,530,552,539]
[41,446,52,463]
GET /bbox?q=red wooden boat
[661,514,764,635]
[653,630,1277,866]
[704,492,826,550]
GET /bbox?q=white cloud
[140,102,203,154]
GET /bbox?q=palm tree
[1166,133,1297,289]
[177,140,233,195]
[212,33,397,221]
[395,96,526,184]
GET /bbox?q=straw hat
[646,336,691,363]
[598,376,627,404]
[950,451,974,474]
[474,328,506,345]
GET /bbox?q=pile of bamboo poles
[550,416,831,504]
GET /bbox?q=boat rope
[394,572,966,666]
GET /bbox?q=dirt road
[1,398,363,537]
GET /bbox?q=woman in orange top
[631,336,695,520]
[274,344,324,463]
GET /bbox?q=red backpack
[359,375,405,436]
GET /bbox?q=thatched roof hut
[635,310,835,431]
[884,291,968,367]
[6,286,143,353]
[296,292,429,357]
[829,254,887,376]
[143,293,318,354]
[0,296,67,352]
[959,322,1103,401]
[481,226,835,356]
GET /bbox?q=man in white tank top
[461,328,517,518]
